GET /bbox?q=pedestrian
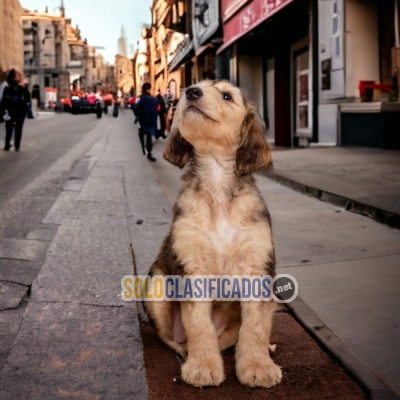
[1,69,32,151]
[135,82,159,162]
[164,87,172,111]
[156,89,167,139]
[0,79,8,123]
[113,94,120,118]
[31,84,40,112]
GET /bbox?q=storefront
[318,0,400,149]
[190,0,221,83]
[217,0,311,147]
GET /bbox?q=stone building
[65,20,88,91]
[95,53,115,92]
[133,0,190,99]
[22,5,70,103]
[0,0,23,81]
[115,54,134,95]
[133,26,151,95]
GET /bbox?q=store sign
[192,0,220,50]
[219,0,292,52]
[168,35,194,72]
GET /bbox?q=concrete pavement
[0,110,397,398]
[265,147,400,229]
[0,113,148,398]
[0,113,103,376]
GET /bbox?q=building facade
[65,20,88,92]
[216,0,400,149]
[115,54,134,95]
[22,7,70,104]
[0,0,23,81]
[139,0,400,148]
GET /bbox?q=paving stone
[62,179,84,192]
[0,281,28,310]
[0,259,41,286]
[0,302,147,399]
[0,306,26,371]
[77,176,125,203]
[0,238,48,261]
[27,229,57,241]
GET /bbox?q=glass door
[294,48,312,136]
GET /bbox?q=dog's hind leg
[218,321,240,352]
[212,301,241,352]
[146,300,187,357]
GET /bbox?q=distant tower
[117,26,127,57]
[60,0,65,17]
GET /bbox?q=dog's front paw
[236,358,282,388]
[181,354,225,387]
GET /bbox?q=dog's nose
[185,87,203,101]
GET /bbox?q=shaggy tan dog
[145,80,282,388]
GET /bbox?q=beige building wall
[345,0,380,98]
[0,0,23,80]
[115,54,134,94]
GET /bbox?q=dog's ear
[235,99,271,176]
[164,99,194,168]
[163,129,194,168]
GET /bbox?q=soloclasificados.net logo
[121,274,298,303]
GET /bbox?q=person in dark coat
[135,82,159,162]
[155,89,167,139]
[1,69,31,151]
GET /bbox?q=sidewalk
[265,146,400,229]
[0,113,395,398]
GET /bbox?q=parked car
[63,94,103,118]
[102,93,113,114]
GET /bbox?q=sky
[20,0,153,64]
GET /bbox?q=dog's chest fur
[172,162,274,276]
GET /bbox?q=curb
[285,297,400,400]
[258,167,400,230]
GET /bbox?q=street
[0,112,104,373]
[0,111,399,399]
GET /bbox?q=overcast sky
[20,0,153,64]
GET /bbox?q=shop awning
[217,0,293,54]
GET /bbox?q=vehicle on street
[62,93,104,118]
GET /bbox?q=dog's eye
[222,92,232,101]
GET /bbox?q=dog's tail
[129,243,150,323]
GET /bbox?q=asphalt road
[0,113,100,205]
[0,112,105,372]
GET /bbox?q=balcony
[67,60,83,68]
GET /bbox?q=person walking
[0,79,8,124]
[1,69,31,151]
[135,82,159,162]
[155,89,167,139]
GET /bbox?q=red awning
[217,0,293,54]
